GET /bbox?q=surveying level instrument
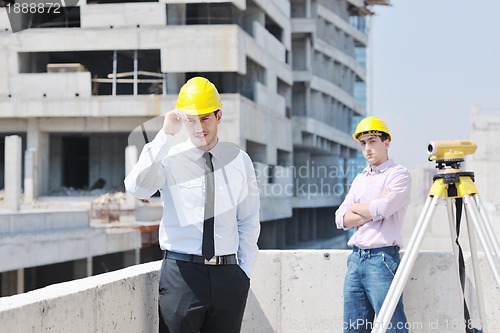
[372,140,500,333]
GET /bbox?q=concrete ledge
[0,262,159,333]
[0,227,141,272]
[0,251,498,333]
[0,210,89,235]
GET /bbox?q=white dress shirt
[125,130,261,278]
[335,159,411,249]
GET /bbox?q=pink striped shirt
[335,159,411,249]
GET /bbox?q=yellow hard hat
[175,77,223,115]
[352,116,392,142]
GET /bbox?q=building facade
[0,0,385,295]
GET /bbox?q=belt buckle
[204,257,219,265]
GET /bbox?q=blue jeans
[343,246,408,333]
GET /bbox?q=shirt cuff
[341,215,350,230]
[335,211,350,230]
[369,201,383,221]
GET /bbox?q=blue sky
[370,0,500,168]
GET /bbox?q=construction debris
[90,192,126,223]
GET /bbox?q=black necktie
[202,152,215,260]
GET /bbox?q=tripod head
[433,159,464,172]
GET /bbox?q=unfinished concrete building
[0,0,384,295]
[284,0,377,247]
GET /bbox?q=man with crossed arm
[335,116,411,333]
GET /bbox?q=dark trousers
[158,258,250,333]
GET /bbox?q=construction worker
[125,77,261,333]
[335,116,411,333]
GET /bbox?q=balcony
[292,18,316,37]
[316,3,368,47]
[0,208,141,273]
[0,250,498,332]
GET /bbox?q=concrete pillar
[267,146,277,166]
[24,148,35,204]
[266,69,278,121]
[5,135,22,211]
[1,270,20,297]
[308,209,317,241]
[125,145,138,209]
[26,119,49,198]
[123,249,140,267]
[17,269,24,294]
[286,212,299,246]
[73,257,93,279]
[165,4,186,26]
[275,219,286,249]
[316,207,335,239]
[298,209,309,242]
[305,0,312,17]
[0,49,8,97]
[87,257,93,276]
[258,221,277,249]
[239,2,264,35]
[304,80,311,117]
[343,152,349,199]
[311,155,336,195]
[293,151,311,192]
[2,269,25,296]
[166,73,185,94]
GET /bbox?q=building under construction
[0,0,387,296]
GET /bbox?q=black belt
[352,245,400,255]
[165,251,238,265]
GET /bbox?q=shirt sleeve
[124,130,174,199]
[334,175,361,230]
[236,153,261,279]
[368,167,411,221]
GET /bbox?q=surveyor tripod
[371,156,500,333]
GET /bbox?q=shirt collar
[177,139,205,162]
[209,140,226,161]
[183,138,223,162]
[362,159,395,174]
[179,139,240,169]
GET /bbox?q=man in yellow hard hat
[335,116,411,332]
[125,77,261,333]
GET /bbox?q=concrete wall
[11,73,91,99]
[161,25,243,74]
[159,0,246,11]
[81,3,166,28]
[0,251,498,333]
